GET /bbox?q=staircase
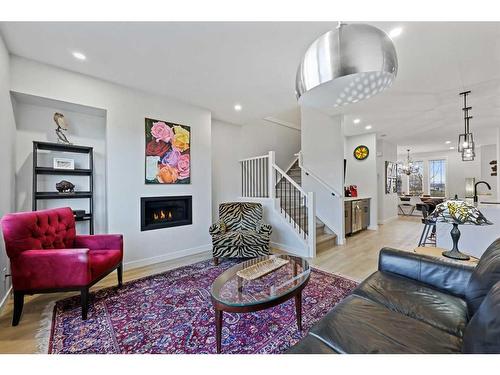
[285,161,337,252]
[239,151,339,257]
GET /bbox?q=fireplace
[141,196,192,231]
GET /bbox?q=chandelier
[458,91,475,161]
[399,149,419,176]
[296,22,398,109]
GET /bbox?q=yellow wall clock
[354,145,369,160]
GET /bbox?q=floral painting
[145,118,190,184]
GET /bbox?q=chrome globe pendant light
[296,22,398,108]
[457,91,475,161]
[400,149,419,176]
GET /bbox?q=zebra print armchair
[210,202,272,265]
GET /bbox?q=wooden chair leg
[12,292,24,326]
[81,288,89,320]
[213,257,219,266]
[117,263,123,287]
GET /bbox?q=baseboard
[0,286,12,314]
[368,225,379,231]
[378,215,399,225]
[271,242,307,257]
[123,244,212,270]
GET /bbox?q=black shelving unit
[32,141,94,234]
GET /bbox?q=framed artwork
[145,118,191,184]
[53,157,75,170]
[385,161,397,194]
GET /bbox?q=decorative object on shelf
[53,112,72,145]
[145,117,191,184]
[55,180,75,194]
[385,161,398,194]
[53,157,75,170]
[296,22,398,109]
[399,149,419,176]
[431,198,492,260]
[353,145,369,160]
[457,91,475,161]
[73,209,86,219]
[491,160,497,176]
[236,256,289,281]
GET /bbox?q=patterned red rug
[44,259,357,354]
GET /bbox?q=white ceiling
[2,22,500,154]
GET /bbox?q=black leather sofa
[287,239,500,354]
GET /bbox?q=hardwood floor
[0,216,422,354]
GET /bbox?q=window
[429,159,446,197]
[408,161,424,195]
[396,166,403,195]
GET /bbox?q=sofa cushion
[309,295,463,354]
[354,271,468,337]
[212,230,268,247]
[462,281,500,353]
[465,238,500,316]
[286,334,337,354]
[211,231,241,247]
[89,249,122,280]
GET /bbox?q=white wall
[211,120,241,220]
[12,93,108,234]
[345,133,378,230]
[10,56,212,269]
[480,144,497,198]
[0,35,16,307]
[238,119,301,169]
[399,149,482,199]
[211,119,300,220]
[301,107,344,241]
[376,139,398,224]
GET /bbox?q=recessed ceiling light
[445,141,451,144]
[72,51,86,60]
[365,125,372,130]
[389,27,403,38]
[353,118,361,124]
[449,146,455,150]
[234,104,242,111]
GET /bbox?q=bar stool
[398,196,415,216]
[416,203,436,247]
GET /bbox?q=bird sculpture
[53,112,72,144]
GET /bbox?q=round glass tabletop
[210,254,310,307]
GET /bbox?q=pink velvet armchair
[1,207,123,326]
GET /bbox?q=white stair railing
[239,151,316,256]
[239,154,270,198]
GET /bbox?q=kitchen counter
[343,196,371,202]
[436,200,500,258]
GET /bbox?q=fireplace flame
[153,210,173,221]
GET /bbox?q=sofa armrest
[256,220,272,236]
[378,247,475,298]
[209,220,226,236]
[74,234,123,252]
[13,249,91,290]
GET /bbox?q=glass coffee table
[210,254,310,353]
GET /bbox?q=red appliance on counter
[344,185,358,197]
[349,185,358,197]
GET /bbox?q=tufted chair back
[1,207,76,258]
[219,202,263,231]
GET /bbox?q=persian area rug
[44,259,357,354]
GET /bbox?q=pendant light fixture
[399,149,419,176]
[296,22,398,109]
[458,91,475,161]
